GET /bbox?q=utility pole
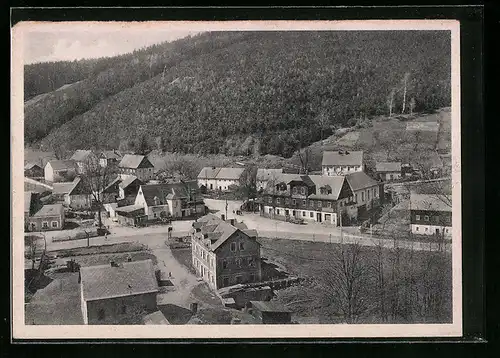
[339,209,343,244]
[225,197,228,221]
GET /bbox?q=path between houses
[153,246,202,308]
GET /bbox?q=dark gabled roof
[249,300,291,313]
[322,150,363,166]
[375,162,402,172]
[119,175,144,189]
[68,177,92,195]
[80,259,158,301]
[24,163,42,170]
[102,176,122,194]
[118,154,154,169]
[409,193,452,212]
[115,205,145,215]
[345,171,380,191]
[52,181,77,195]
[197,167,221,180]
[100,150,123,160]
[70,150,94,162]
[139,180,200,206]
[46,160,77,171]
[194,214,259,252]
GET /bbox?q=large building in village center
[322,150,364,176]
[118,154,155,182]
[409,193,452,238]
[259,171,382,226]
[197,167,245,192]
[191,214,262,290]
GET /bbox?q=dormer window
[153,196,160,206]
[300,187,306,195]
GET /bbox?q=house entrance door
[316,213,322,222]
[436,228,440,235]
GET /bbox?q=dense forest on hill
[25,31,451,157]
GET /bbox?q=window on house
[267,197,272,203]
[361,192,365,201]
[310,212,313,218]
[302,211,306,217]
[318,201,322,207]
[276,209,280,215]
[424,216,429,221]
[367,191,370,200]
[98,309,106,321]
[276,198,281,205]
[239,242,245,251]
[292,199,296,205]
[153,213,157,218]
[222,260,228,269]
[292,187,297,194]
[230,242,236,252]
[355,193,358,202]
[302,200,306,205]
[51,221,58,228]
[416,226,419,231]
[416,215,420,221]
[425,227,428,232]
[42,222,48,229]
[301,187,306,195]
[236,258,242,267]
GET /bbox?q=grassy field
[259,237,452,324]
[64,250,157,268]
[170,247,196,274]
[53,242,148,258]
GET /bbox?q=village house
[409,193,452,238]
[44,160,77,183]
[256,168,283,191]
[118,154,154,182]
[245,301,292,324]
[197,167,245,192]
[98,150,123,168]
[25,192,65,231]
[79,259,159,325]
[191,214,262,290]
[24,163,44,178]
[344,171,383,220]
[133,181,205,220]
[322,150,364,176]
[70,150,97,174]
[375,162,402,181]
[52,177,93,210]
[118,175,144,200]
[259,173,358,226]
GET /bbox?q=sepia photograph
[11,19,462,339]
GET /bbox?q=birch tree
[401,72,411,114]
[387,88,396,117]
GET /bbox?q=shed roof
[308,175,347,200]
[79,259,158,301]
[375,162,402,172]
[409,193,452,212]
[322,150,363,167]
[52,181,77,195]
[215,167,245,181]
[118,154,154,169]
[100,150,123,160]
[249,300,291,313]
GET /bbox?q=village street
[37,198,450,254]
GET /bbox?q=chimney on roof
[221,214,225,221]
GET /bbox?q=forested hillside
[25,31,451,158]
